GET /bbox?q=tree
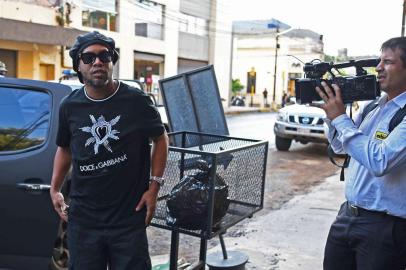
[232,79,244,96]
[324,54,336,63]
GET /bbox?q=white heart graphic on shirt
[80,114,121,155]
[92,124,111,144]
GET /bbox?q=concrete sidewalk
[224,106,272,115]
[206,172,344,269]
[151,173,344,269]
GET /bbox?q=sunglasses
[79,51,113,65]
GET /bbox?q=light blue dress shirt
[326,91,406,219]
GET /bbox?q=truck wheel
[275,135,292,151]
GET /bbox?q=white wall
[162,0,179,77]
[0,0,232,94]
[233,34,323,105]
[79,0,179,80]
[0,0,56,25]
[209,0,232,104]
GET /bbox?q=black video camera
[295,59,381,104]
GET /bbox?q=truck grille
[288,115,324,126]
[316,118,324,125]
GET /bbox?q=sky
[229,0,403,56]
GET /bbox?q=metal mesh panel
[151,132,268,239]
[218,145,266,206]
[169,132,256,150]
[170,131,234,148]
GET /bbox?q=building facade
[232,19,324,106]
[0,0,232,104]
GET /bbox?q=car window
[0,87,50,152]
[49,79,83,91]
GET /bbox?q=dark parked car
[0,76,172,269]
[0,77,71,269]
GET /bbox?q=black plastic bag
[166,160,230,230]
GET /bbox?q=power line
[235,53,324,59]
[60,0,301,35]
[69,0,284,37]
[51,0,323,42]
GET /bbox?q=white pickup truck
[273,98,328,151]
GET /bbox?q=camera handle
[332,58,379,76]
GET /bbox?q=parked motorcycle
[230,95,245,106]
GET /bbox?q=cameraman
[316,37,406,270]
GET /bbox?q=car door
[0,78,71,269]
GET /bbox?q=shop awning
[134,51,164,63]
[0,18,87,47]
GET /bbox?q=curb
[224,107,275,115]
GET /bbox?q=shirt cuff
[331,114,354,132]
[323,117,332,126]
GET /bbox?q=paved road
[221,112,343,269]
[227,112,276,147]
[226,111,319,152]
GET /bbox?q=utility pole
[228,30,235,106]
[267,19,294,110]
[272,27,279,105]
[271,27,293,110]
[402,0,406,36]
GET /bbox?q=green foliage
[324,54,349,63]
[324,55,336,63]
[232,79,244,96]
[323,55,377,77]
[364,67,377,75]
[0,128,42,151]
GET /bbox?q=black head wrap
[69,31,119,83]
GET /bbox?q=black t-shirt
[56,82,164,228]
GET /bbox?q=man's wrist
[148,181,160,194]
[150,175,164,186]
[50,187,61,194]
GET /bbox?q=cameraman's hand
[315,82,346,120]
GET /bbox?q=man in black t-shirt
[50,31,168,270]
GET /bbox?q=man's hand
[50,190,69,222]
[135,183,159,226]
[315,82,346,120]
